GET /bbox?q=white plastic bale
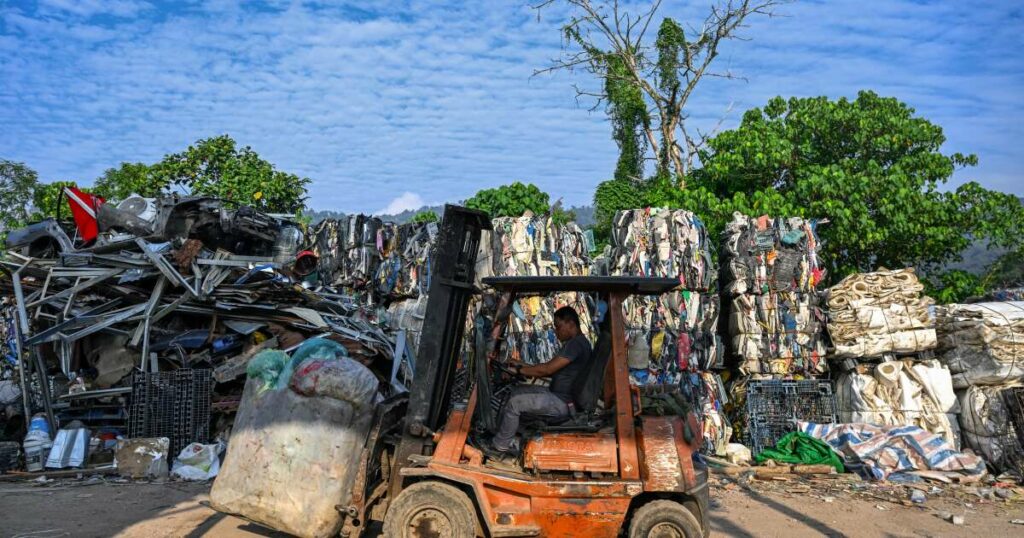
[210,378,374,538]
[937,301,1024,387]
[957,384,1024,474]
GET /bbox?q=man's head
[553,306,581,342]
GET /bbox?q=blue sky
[1,1,1021,214]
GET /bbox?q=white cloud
[0,0,1020,215]
[377,192,427,215]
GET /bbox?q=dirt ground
[1,473,1022,538]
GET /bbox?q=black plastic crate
[744,379,837,455]
[128,370,212,461]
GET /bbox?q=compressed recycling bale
[937,301,1024,387]
[210,377,374,538]
[826,268,936,358]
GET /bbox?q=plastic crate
[744,379,837,455]
[128,370,212,461]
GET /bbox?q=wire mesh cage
[744,379,837,455]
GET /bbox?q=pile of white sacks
[937,301,1024,474]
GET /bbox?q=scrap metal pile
[0,194,395,471]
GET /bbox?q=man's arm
[515,356,570,378]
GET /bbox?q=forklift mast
[390,204,491,485]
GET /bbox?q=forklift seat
[520,329,613,433]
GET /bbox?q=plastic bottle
[23,413,53,472]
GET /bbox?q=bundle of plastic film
[374,221,436,300]
[699,371,732,456]
[728,290,827,376]
[499,292,594,366]
[721,212,826,296]
[825,268,936,359]
[306,218,343,285]
[608,208,721,379]
[609,208,714,291]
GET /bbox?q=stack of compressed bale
[936,301,1024,475]
[484,213,594,365]
[826,269,960,446]
[720,212,828,377]
[374,221,436,300]
[306,214,386,298]
[607,208,726,453]
[826,268,936,359]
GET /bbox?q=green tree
[93,162,163,202]
[0,159,40,232]
[152,135,310,213]
[654,92,1024,279]
[410,210,439,224]
[32,180,84,219]
[464,182,551,219]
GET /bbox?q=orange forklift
[340,206,710,538]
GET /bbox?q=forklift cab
[384,276,710,538]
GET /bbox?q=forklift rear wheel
[628,499,702,538]
[383,481,478,538]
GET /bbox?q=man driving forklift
[484,306,593,458]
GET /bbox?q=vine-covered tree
[537,0,782,229]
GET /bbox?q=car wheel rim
[649,521,686,538]
[408,506,454,538]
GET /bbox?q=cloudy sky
[1,1,1021,214]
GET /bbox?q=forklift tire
[628,499,703,538]
[383,481,478,538]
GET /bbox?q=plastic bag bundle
[826,268,936,359]
[720,212,828,377]
[246,350,292,393]
[728,291,827,376]
[609,208,714,291]
[478,214,594,365]
[936,301,1024,387]
[374,221,436,300]
[290,358,379,408]
[720,212,826,295]
[699,372,732,456]
[171,442,223,481]
[958,384,1024,475]
[607,208,722,377]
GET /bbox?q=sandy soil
[1,473,1022,537]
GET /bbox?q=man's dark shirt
[547,333,592,403]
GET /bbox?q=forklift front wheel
[628,499,703,538]
[383,481,478,538]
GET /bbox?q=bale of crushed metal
[209,376,374,538]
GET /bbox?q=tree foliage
[94,162,163,202]
[464,182,552,219]
[410,210,439,224]
[647,92,1024,281]
[151,135,310,213]
[32,180,83,219]
[0,159,39,231]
